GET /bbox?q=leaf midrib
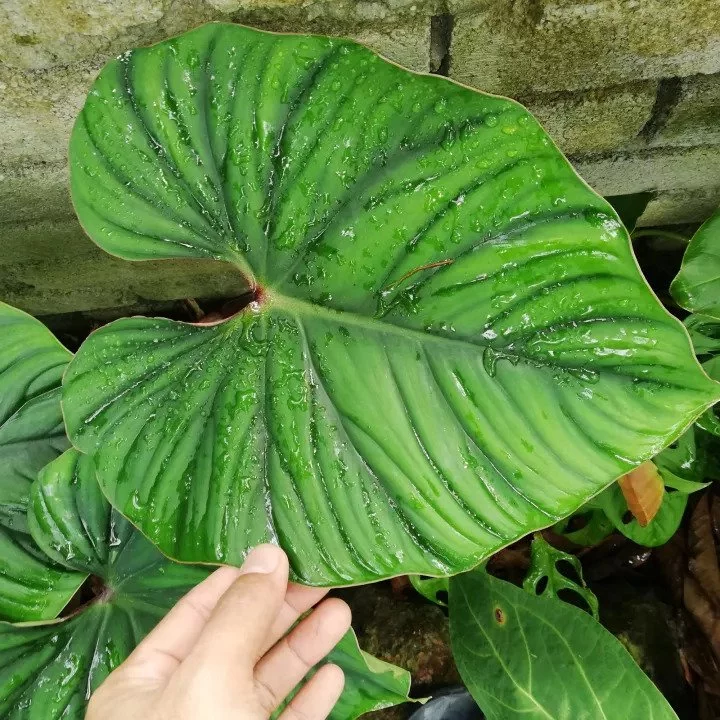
[257,289,690,385]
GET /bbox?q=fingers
[121,565,243,680]
[277,664,345,720]
[254,598,351,713]
[121,544,286,682]
[264,583,329,655]
[186,544,290,670]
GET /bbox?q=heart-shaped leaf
[449,569,678,720]
[0,303,77,621]
[64,22,720,585]
[0,448,210,718]
[671,208,720,320]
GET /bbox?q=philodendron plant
[1,20,719,719]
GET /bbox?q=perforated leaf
[522,534,598,618]
[65,22,720,585]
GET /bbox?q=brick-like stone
[0,162,73,224]
[638,186,720,227]
[653,73,720,147]
[1,0,432,70]
[450,0,720,95]
[0,13,430,168]
[520,82,658,155]
[0,62,100,167]
[1,218,244,316]
[571,145,720,197]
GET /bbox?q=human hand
[87,544,352,720]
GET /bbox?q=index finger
[123,565,244,680]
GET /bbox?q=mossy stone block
[520,82,657,155]
[1,218,245,316]
[450,0,720,94]
[653,73,720,148]
[572,145,720,197]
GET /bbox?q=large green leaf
[64,22,719,585]
[671,208,720,319]
[449,569,678,720]
[0,303,77,621]
[1,448,413,718]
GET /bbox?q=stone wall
[2,0,720,316]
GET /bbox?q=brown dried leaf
[688,495,720,605]
[684,574,720,662]
[619,460,665,527]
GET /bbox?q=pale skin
[87,544,352,720]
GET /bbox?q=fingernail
[241,544,283,574]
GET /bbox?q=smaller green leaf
[654,426,710,485]
[449,569,678,720]
[696,407,720,437]
[606,192,654,233]
[0,449,210,719]
[326,631,415,719]
[553,505,615,547]
[409,575,450,606]
[597,482,687,547]
[685,314,720,357]
[0,302,71,426]
[671,208,720,320]
[272,628,414,719]
[522,534,598,619]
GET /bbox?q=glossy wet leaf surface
[65,22,719,584]
[0,304,76,621]
[685,314,720,437]
[671,208,720,320]
[449,569,678,720]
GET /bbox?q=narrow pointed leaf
[65,23,720,584]
[274,630,415,720]
[671,208,720,319]
[0,304,76,621]
[449,569,678,720]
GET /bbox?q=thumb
[183,544,290,670]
